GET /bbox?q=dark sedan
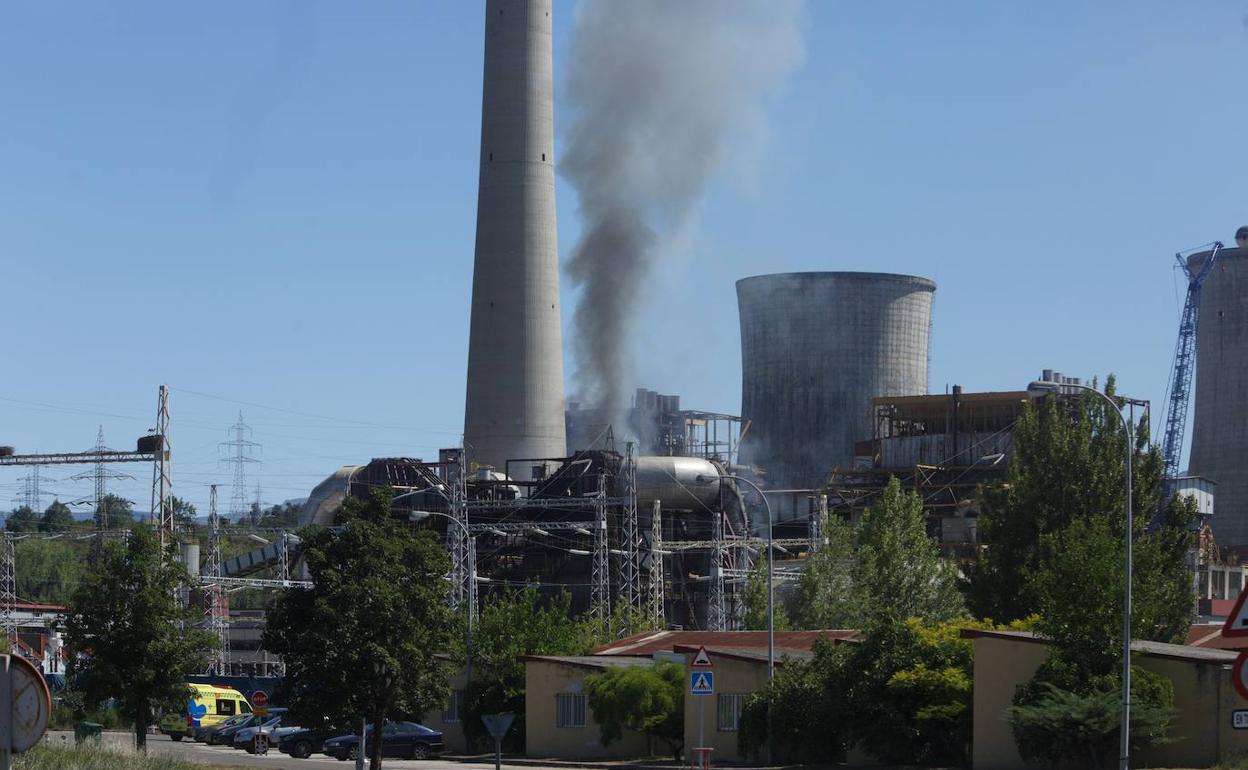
[277,727,343,760]
[194,713,251,743]
[322,722,443,761]
[208,710,285,746]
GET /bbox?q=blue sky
[2,1,1246,516]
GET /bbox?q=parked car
[194,712,251,743]
[206,713,262,745]
[322,722,443,761]
[230,712,288,752]
[277,727,344,760]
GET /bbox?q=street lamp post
[401,504,477,684]
[1028,381,1134,770]
[706,473,775,760]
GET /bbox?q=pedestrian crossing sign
[690,671,714,695]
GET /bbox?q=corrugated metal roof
[593,630,859,656]
[519,655,654,671]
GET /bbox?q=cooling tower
[1188,246,1248,545]
[464,0,567,471]
[737,272,935,489]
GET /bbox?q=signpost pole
[698,696,704,767]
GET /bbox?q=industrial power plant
[1,1,1245,682]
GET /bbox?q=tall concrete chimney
[463,0,567,472]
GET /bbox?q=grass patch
[16,744,224,770]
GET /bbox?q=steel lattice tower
[220,412,260,525]
[205,485,229,675]
[0,534,14,644]
[149,385,174,544]
[67,427,134,531]
[648,501,664,628]
[590,471,610,626]
[708,512,727,631]
[621,443,642,614]
[13,466,55,512]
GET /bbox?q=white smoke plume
[561,0,807,426]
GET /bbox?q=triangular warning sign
[692,672,711,690]
[691,646,713,667]
[1224,590,1248,638]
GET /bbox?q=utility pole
[590,470,610,627]
[448,449,470,610]
[206,485,229,676]
[149,385,173,545]
[649,500,664,628]
[708,511,726,631]
[621,443,642,614]
[67,427,133,540]
[13,467,55,512]
[220,412,260,525]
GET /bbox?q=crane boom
[1160,241,1223,490]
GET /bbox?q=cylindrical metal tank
[1188,246,1248,545]
[635,456,722,511]
[180,542,201,576]
[737,272,935,490]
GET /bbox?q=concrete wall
[969,636,1048,770]
[1190,246,1248,546]
[970,635,1248,769]
[736,272,934,489]
[523,661,651,759]
[464,0,567,471]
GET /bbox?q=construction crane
[1160,240,1223,499]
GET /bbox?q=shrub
[1007,662,1175,768]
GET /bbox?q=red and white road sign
[1233,651,1248,701]
[1224,591,1248,638]
[252,690,269,715]
[690,646,713,668]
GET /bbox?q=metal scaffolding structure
[448,450,470,611]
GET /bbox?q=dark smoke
[561,0,806,425]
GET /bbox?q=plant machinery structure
[1160,242,1223,502]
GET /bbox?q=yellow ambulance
[159,683,252,741]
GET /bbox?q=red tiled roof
[1185,624,1248,650]
[592,630,859,656]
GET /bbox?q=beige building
[521,630,858,761]
[522,656,656,759]
[964,628,1248,769]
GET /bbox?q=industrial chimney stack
[463,0,567,472]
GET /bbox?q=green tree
[787,513,857,630]
[6,506,39,533]
[968,380,1195,762]
[585,663,685,760]
[739,642,848,763]
[264,488,451,770]
[743,554,790,631]
[966,381,1185,625]
[96,494,135,529]
[15,539,90,605]
[853,478,964,623]
[40,500,76,532]
[460,587,594,751]
[169,496,197,530]
[63,525,215,750]
[257,502,302,529]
